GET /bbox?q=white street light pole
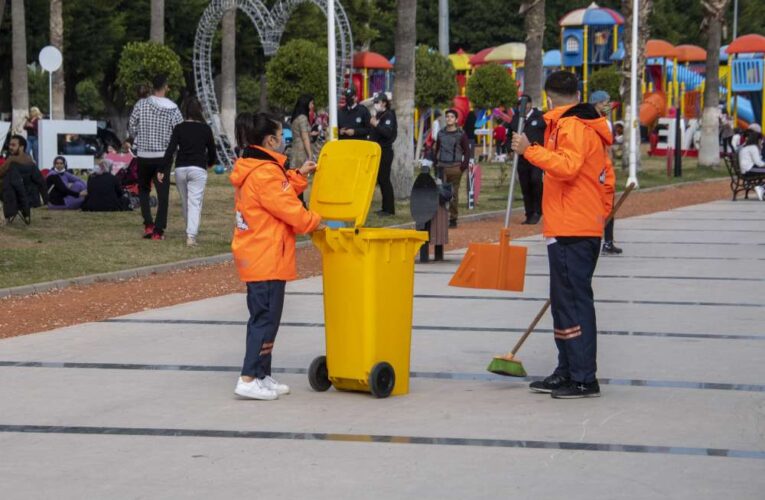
[327,0,338,141]
[627,0,640,188]
[732,0,738,40]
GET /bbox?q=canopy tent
[484,43,526,63]
[559,2,624,27]
[352,51,393,70]
[674,45,707,63]
[449,49,472,71]
[543,50,561,67]
[469,47,495,67]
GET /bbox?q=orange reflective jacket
[230,146,321,282]
[524,104,615,238]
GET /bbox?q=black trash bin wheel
[369,362,395,398]
[308,355,332,392]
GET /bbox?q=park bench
[724,153,765,201]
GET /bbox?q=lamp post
[627,0,639,188]
[328,0,337,141]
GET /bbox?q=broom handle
[506,182,635,357]
[504,96,531,229]
[508,298,551,356]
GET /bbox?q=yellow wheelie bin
[307,140,428,398]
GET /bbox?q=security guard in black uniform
[338,87,371,140]
[509,97,546,225]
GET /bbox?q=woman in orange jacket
[231,112,324,400]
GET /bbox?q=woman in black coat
[82,160,129,212]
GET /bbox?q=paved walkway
[1,200,764,499]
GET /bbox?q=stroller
[112,155,156,210]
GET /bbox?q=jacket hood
[545,103,613,145]
[11,153,36,167]
[230,146,288,188]
[147,96,179,113]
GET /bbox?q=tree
[237,75,261,112]
[265,40,328,111]
[221,6,236,145]
[466,64,518,110]
[0,0,6,42]
[392,0,417,201]
[590,66,622,105]
[698,0,730,168]
[414,46,456,109]
[521,0,545,106]
[151,0,164,44]
[28,66,49,115]
[620,0,653,170]
[11,0,28,131]
[75,79,106,117]
[116,42,184,105]
[50,0,65,118]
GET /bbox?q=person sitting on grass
[47,156,87,210]
[0,135,33,224]
[82,158,130,212]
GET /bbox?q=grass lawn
[0,152,727,289]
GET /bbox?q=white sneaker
[261,375,290,395]
[234,377,278,400]
[186,236,198,247]
[754,185,765,201]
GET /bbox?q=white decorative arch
[193,0,353,168]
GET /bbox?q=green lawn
[0,154,727,289]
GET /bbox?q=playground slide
[640,63,755,126]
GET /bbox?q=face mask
[546,98,554,111]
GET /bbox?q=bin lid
[310,140,381,228]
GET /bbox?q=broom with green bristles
[487,182,636,377]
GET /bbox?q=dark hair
[445,109,459,118]
[152,74,168,91]
[53,156,67,169]
[291,94,314,122]
[235,112,281,149]
[745,129,762,146]
[10,134,27,151]
[137,84,150,99]
[180,96,205,122]
[544,71,579,98]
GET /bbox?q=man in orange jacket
[511,71,615,399]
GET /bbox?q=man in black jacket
[338,87,371,140]
[370,92,397,215]
[509,98,546,225]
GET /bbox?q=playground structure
[559,2,625,103]
[351,51,393,101]
[725,34,765,129]
[448,49,471,96]
[193,0,353,169]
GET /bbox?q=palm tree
[220,7,237,145]
[11,0,29,132]
[698,0,730,168]
[620,0,653,170]
[150,0,164,44]
[391,0,417,200]
[50,0,65,119]
[520,0,545,106]
[0,0,7,29]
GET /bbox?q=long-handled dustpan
[449,96,531,292]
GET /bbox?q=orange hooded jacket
[523,103,615,238]
[230,146,321,282]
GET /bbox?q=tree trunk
[521,0,545,106]
[11,0,29,132]
[220,7,236,144]
[620,0,653,170]
[150,0,164,44]
[392,0,417,200]
[50,0,65,119]
[698,1,729,168]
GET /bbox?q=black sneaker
[449,219,458,228]
[551,380,601,399]
[376,210,394,217]
[529,374,570,394]
[526,213,541,225]
[22,213,31,225]
[602,242,623,255]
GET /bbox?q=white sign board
[38,119,97,171]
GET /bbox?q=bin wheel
[308,356,332,392]
[369,362,395,398]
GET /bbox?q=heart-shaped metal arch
[193,0,353,169]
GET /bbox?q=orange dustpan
[449,96,531,292]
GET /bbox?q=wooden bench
[724,153,765,201]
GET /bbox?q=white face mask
[546,97,554,111]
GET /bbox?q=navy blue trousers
[241,280,286,379]
[547,237,601,383]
